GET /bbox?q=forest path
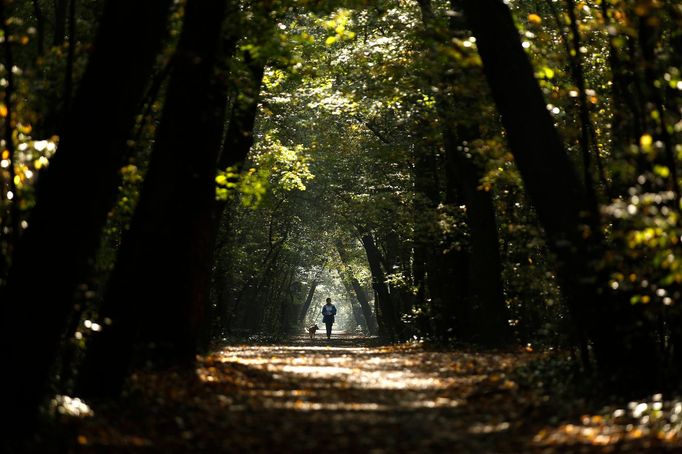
[73,333,659,452]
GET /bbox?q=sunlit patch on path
[72,333,682,452]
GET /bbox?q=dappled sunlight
[533,395,682,449]
[50,395,94,418]
[191,335,525,430]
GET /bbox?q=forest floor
[56,332,682,453]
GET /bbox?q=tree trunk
[32,0,45,55]
[76,0,228,398]
[336,240,378,334]
[339,269,368,333]
[411,123,440,323]
[361,233,402,341]
[417,0,511,345]
[53,0,68,46]
[62,0,77,120]
[0,0,172,432]
[448,125,511,345]
[218,53,266,172]
[562,0,611,200]
[298,278,319,325]
[278,268,296,335]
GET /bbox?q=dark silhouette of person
[321,297,337,340]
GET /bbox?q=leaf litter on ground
[47,333,682,453]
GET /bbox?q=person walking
[321,298,337,340]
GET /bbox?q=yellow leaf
[325,36,336,46]
[528,13,542,25]
[654,165,670,178]
[640,133,653,147]
[640,133,653,153]
[0,104,7,118]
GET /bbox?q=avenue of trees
[0,0,681,441]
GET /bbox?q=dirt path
[70,333,680,452]
[204,333,536,452]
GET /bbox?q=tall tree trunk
[599,2,647,192]
[242,246,284,331]
[459,0,658,387]
[445,125,511,345]
[298,278,319,324]
[278,267,296,335]
[637,13,680,204]
[227,223,288,333]
[76,0,228,398]
[417,0,511,345]
[362,233,402,341]
[562,0,611,199]
[62,0,77,120]
[411,126,440,324]
[0,0,172,433]
[336,240,378,334]
[218,53,266,172]
[341,275,368,333]
[351,277,377,335]
[383,230,415,319]
[53,0,68,46]
[32,0,45,56]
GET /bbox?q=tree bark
[298,278,319,324]
[62,0,77,119]
[53,0,68,46]
[411,122,440,324]
[76,0,228,398]
[340,275,368,333]
[32,0,45,55]
[218,53,266,172]
[361,233,402,341]
[336,240,378,334]
[0,0,172,432]
[417,0,511,345]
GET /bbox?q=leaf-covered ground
[55,333,682,452]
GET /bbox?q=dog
[308,324,320,340]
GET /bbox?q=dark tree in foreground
[77,0,230,398]
[0,0,172,432]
